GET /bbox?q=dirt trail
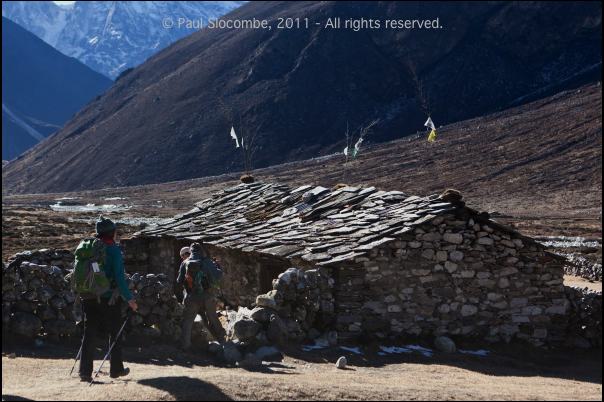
[2,343,602,401]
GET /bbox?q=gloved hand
[128,299,138,312]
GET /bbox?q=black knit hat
[190,242,203,253]
[96,215,116,235]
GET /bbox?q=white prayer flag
[424,117,436,130]
[353,137,364,156]
[343,146,349,156]
[230,126,240,148]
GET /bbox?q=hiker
[180,246,191,261]
[78,216,138,382]
[174,247,191,303]
[177,242,226,350]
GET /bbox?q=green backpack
[184,257,223,296]
[184,258,209,296]
[71,238,111,299]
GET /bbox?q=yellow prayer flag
[427,129,437,142]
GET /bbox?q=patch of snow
[2,103,45,142]
[340,346,363,355]
[377,346,413,356]
[50,203,132,212]
[301,338,329,352]
[459,349,490,357]
[378,345,433,357]
[537,236,601,249]
[404,344,434,357]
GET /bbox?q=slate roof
[137,182,478,265]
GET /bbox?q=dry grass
[2,342,602,401]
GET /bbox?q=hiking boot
[110,367,130,378]
[79,374,92,382]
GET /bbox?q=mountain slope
[2,1,245,78]
[1,17,112,160]
[2,1,601,193]
[3,84,601,247]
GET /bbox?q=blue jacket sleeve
[108,246,132,301]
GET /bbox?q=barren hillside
[2,1,601,193]
[3,83,601,259]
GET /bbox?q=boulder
[255,346,283,362]
[250,307,273,323]
[256,291,278,309]
[233,316,262,341]
[222,341,243,364]
[10,312,42,338]
[267,314,288,345]
[434,336,456,353]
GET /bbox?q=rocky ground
[1,340,602,401]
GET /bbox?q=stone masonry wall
[334,212,568,346]
[122,237,292,307]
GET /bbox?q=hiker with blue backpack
[177,242,226,350]
[71,216,138,382]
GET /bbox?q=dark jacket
[176,252,222,296]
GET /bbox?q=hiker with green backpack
[176,242,226,350]
[71,216,137,382]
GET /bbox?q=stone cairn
[222,267,336,363]
[2,248,206,342]
[564,286,602,348]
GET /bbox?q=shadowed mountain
[2,17,112,160]
[2,1,601,193]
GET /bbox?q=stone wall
[2,248,207,342]
[227,267,336,347]
[122,237,293,307]
[564,286,602,348]
[333,212,568,347]
[2,249,77,339]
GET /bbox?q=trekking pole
[89,312,130,386]
[70,337,84,377]
[69,309,86,376]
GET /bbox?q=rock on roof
[137,182,474,265]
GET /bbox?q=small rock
[208,341,223,356]
[461,305,478,317]
[449,251,464,262]
[443,233,463,245]
[335,356,347,369]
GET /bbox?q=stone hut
[123,182,568,346]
